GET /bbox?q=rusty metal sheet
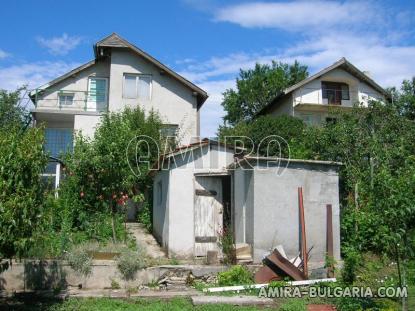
[254,265,282,284]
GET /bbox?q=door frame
[193,173,232,258]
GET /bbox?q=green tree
[58,107,165,242]
[221,61,308,125]
[392,77,415,120]
[0,87,27,129]
[219,115,306,158]
[0,126,48,258]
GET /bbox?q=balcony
[293,87,357,108]
[33,89,108,113]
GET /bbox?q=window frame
[122,73,152,100]
[87,77,108,107]
[321,81,350,104]
[58,93,75,106]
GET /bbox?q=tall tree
[0,87,26,129]
[221,60,308,126]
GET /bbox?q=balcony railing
[293,87,356,106]
[34,89,108,113]
[293,87,383,107]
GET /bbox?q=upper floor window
[322,82,349,105]
[59,93,74,106]
[123,74,152,100]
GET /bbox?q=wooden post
[326,204,334,278]
[298,187,308,277]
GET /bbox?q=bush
[66,245,93,278]
[137,202,152,233]
[341,247,361,285]
[116,247,147,281]
[217,228,236,265]
[217,265,253,286]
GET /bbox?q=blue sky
[1,0,414,136]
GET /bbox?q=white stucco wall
[108,49,199,144]
[74,114,102,139]
[153,169,170,249]
[35,60,110,111]
[269,68,385,124]
[153,144,235,258]
[34,48,202,144]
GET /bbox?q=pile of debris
[155,268,218,290]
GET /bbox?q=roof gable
[30,33,208,107]
[258,57,389,115]
[94,33,208,107]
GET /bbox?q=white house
[152,140,341,270]
[258,58,389,125]
[29,33,207,186]
[29,33,207,154]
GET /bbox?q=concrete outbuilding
[152,140,341,270]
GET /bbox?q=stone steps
[126,223,167,259]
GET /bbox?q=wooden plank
[195,189,217,196]
[326,204,334,278]
[195,236,217,243]
[194,177,223,257]
[298,187,308,277]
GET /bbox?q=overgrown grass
[0,297,289,311]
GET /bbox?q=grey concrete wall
[232,161,340,268]
[0,261,227,292]
[252,162,340,267]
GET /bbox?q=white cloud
[214,1,378,31]
[0,61,80,91]
[36,33,83,55]
[0,49,10,59]
[198,79,235,138]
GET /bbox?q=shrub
[341,247,361,284]
[116,247,146,281]
[137,202,152,233]
[66,245,93,278]
[217,265,253,286]
[217,228,236,265]
[0,126,48,258]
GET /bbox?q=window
[87,77,107,109]
[322,82,349,105]
[123,74,152,100]
[326,117,337,125]
[160,124,178,137]
[59,94,74,106]
[44,128,73,157]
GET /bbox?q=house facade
[30,33,208,158]
[258,58,389,125]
